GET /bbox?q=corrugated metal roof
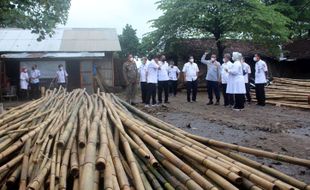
[1,52,105,59]
[0,28,121,52]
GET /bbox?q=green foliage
[0,0,71,41]
[263,0,310,38]
[118,24,140,58]
[146,0,292,58]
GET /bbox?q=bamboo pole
[19,139,31,190]
[106,117,130,190]
[80,96,102,190]
[96,108,108,170]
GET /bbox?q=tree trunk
[216,40,225,63]
[214,32,225,63]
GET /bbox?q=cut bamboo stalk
[70,139,79,178]
[80,96,102,190]
[96,108,108,170]
[106,120,130,190]
[153,150,203,190]
[0,154,23,173]
[19,138,32,190]
[156,164,188,190]
[49,133,59,190]
[28,160,51,190]
[182,154,238,190]
[135,155,175,190]
[6,166,21,188]
[184,133,310,167]
[216,148,310,190]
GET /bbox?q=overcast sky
[64,0,162,38]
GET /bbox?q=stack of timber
[265,77,310,109]
[0,88,309,190]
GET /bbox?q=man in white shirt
[56,64,68,88]
[201,51,221,105]
[241,58,252,103]
[20,67,29,100]
[254,53,268,106]
[182,56,199,102]
[30,65,41,99]
[157,55,170,104]
[168,61,180,96]
[221,53,233,106]
[145,56,160,107]
[139,57,148,104]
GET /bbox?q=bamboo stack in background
[255,77,310,109]
[0,88,309,190]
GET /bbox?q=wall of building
[94,52,114,86]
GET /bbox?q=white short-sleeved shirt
[139,63,148,82]
[221,61,232,84]
[242,63,251,83]
[147,61,159,84]
[56,69,68,83]
[255,60,268,84]
[20,72,29,90]
[168,66,180,81]
[30,69,41,84]
[182,62,199,81]
[158,61,169,81]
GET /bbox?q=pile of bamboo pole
[0,88,309,190]
[264,77,310,109]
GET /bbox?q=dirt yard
[134,91,310,184]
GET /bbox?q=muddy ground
[134,91,310,184]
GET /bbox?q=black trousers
[158,80,169,103]
[245,83,251,102]
[228,94,235,106]
[169,80,178,96]
[140,82,147,103]
[255,83,266,106]
[30,83,40,99]
[146,83,157,105]
[234,94,245,109]
[20,89,28,100]
[221,84,229,106]
[58,83,67,89]
[186,80,197,102]
[207,80,220,102]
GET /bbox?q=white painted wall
[20,61,66,79]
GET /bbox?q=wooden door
[80,61,94,94]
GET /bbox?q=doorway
[66,60,81,91]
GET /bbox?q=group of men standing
[19,64,68,100]
[123,51,268,110]
[123,54,180,106]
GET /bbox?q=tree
[263,0,310,38]
[118,24,140,58]
[148,0,291,60]
[0,0,71,40]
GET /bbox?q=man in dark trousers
[123,54,139,105]
[30,64,41,99]
[145,56,159,107]
[254,53,268,106]
[157,55,170,104]
[201,51,221,105]
[139,57,148,104]
[168,61,180,96]
[182,56,199,102]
